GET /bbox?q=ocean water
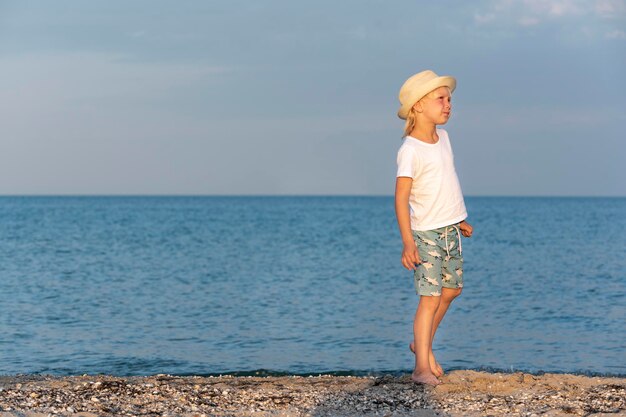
[0,196,623,377]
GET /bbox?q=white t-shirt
[396,128,467,231]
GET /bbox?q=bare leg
[411,295,441,385]
[429,287,462,375]
[410,287,462,377]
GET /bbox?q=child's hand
[459,220,473,237]
[401,242,421,270]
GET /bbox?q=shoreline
[0,370,623,416]
[6,367,623,379]
[167,368,626,379]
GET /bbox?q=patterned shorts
[412,223,464,296]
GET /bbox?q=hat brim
[397,76,456,120]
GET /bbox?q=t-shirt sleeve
[396,145,420,178]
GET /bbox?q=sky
[0,0,624,196]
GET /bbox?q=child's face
[415,86,452,125]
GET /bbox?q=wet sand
[0,370,623,416]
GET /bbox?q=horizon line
[0,194,623,198]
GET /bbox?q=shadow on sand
[308,374,443,417]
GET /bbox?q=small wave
[3,366,625,378]
[200,369,405,378]
[179,367,626,379]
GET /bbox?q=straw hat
[397,70,456,119]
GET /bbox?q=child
[394,70,473,385]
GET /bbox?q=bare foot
[409,341,444,377]
[431,356,444,377]
[411,370,441,385]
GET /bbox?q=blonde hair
[402,86,451,137]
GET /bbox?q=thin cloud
[129,30,146,38]
[521,0,585,17]
[605,29,626,38]
[518,16,541,26]
[474,12,496,24]
[462,105,626,132]
[595,0,626,18]
[476,0,626,27]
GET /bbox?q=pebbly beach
[3,0,626,413]
[0,370,624,417]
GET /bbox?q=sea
[0,196,624,377]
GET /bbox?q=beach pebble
[0,371,622,417]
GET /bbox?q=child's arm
[395,177,420,270]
